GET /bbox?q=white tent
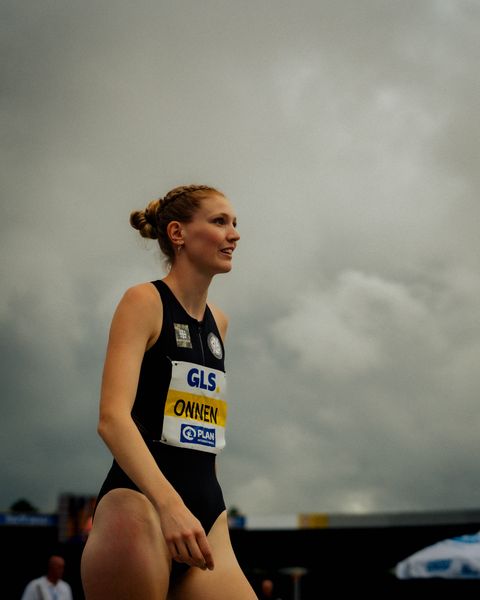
[395,532,480,579]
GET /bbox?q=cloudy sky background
[2,0,480,517]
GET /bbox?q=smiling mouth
[220,248,234,256]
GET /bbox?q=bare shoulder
[208,302,229,341]
[120,282,161,310]
[110,282,162,346]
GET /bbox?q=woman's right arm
[97,283,214,570]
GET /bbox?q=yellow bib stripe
[165,389,227,427]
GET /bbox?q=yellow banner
[165,389,227,427]
[298,513,329,529]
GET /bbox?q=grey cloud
[1,0,479,517]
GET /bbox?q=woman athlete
[81,185,257,599]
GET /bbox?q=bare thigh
[81,488,171,600]
[168,511,258,600]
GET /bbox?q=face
[261,580,274,596]
[48,556,65,583]
[180,194,240,275]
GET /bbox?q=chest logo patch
[207,332,223,359]
[174,323,192,348]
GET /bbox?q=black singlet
[95,280,227,575]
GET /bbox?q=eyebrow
[211,211,237,222]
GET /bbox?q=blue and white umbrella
[395,532,480,579]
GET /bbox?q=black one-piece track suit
[95,280,228,576]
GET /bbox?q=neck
[163,263,212,321]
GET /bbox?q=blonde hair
[130,184,224,262]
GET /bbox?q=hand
[158,498,214,570]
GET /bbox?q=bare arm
[97,283,214,570]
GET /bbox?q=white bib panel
[161,360,227,454]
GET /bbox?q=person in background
[259,578,282,600]
[21,554,73,600]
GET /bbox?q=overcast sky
[2,0,480,519]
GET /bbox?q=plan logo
[180,424,216,448]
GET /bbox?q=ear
[166,221,185,246]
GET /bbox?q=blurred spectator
[260,577,283,599]
[21,554,73,600]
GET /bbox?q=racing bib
[161,360,227,454]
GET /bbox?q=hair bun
[129,199,160,240]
